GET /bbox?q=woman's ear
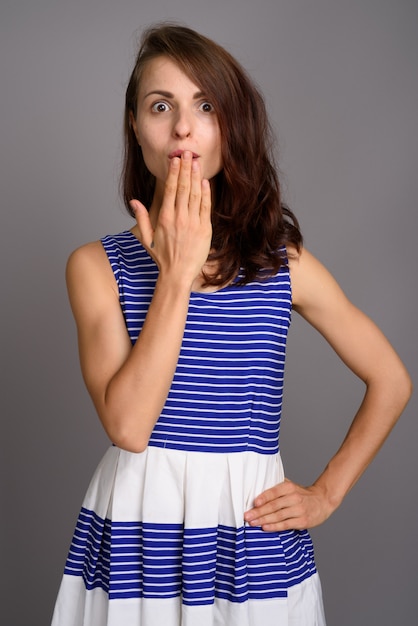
[129,111,140,145]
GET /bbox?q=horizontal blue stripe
[64,507,317,603]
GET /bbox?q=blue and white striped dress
[52,231,325,626]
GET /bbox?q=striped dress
[51,231,325,626]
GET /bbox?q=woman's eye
[199,101,214,113]
[151,101,170,113]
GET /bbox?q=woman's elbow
[389,362,413,413]
[101,414,152,454]
[109,430,150,454]
[400,369,413,406]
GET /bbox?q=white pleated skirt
[51,445,326,625]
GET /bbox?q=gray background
[1,1,417,624]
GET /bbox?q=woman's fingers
[188,158,204,215]
[243,479,331,531]
[162,155,181,212]
[163,152,206,212]
[159,151,210,223]
[200,178,212,221]
[131,152,212,283]
[175,151,194,214]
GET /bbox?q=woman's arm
[244,247,412,530]
[67,153,212,453]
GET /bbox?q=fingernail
[183,150,191,160]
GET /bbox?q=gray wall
[1,1,417,624]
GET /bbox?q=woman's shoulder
[66,238,118,300]
[287,245,348,313]
[68,230,137,269]
[67,239,108,274]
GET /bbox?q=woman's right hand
[129,150,212,289]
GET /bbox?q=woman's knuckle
[177,182,188,194]
[165,181,176,195]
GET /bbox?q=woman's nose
[172,110,192,138]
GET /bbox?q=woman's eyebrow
[143,90,205,100]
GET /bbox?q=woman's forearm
[101,274,193,452]
[313,366,412,515]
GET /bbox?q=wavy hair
[121,23,302,286]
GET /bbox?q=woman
[51,24,412,626]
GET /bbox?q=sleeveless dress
[51,231,326,626]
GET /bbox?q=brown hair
[121,23,302,286]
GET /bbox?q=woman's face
[131,56,223,195]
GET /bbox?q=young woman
[51,24,412,626]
